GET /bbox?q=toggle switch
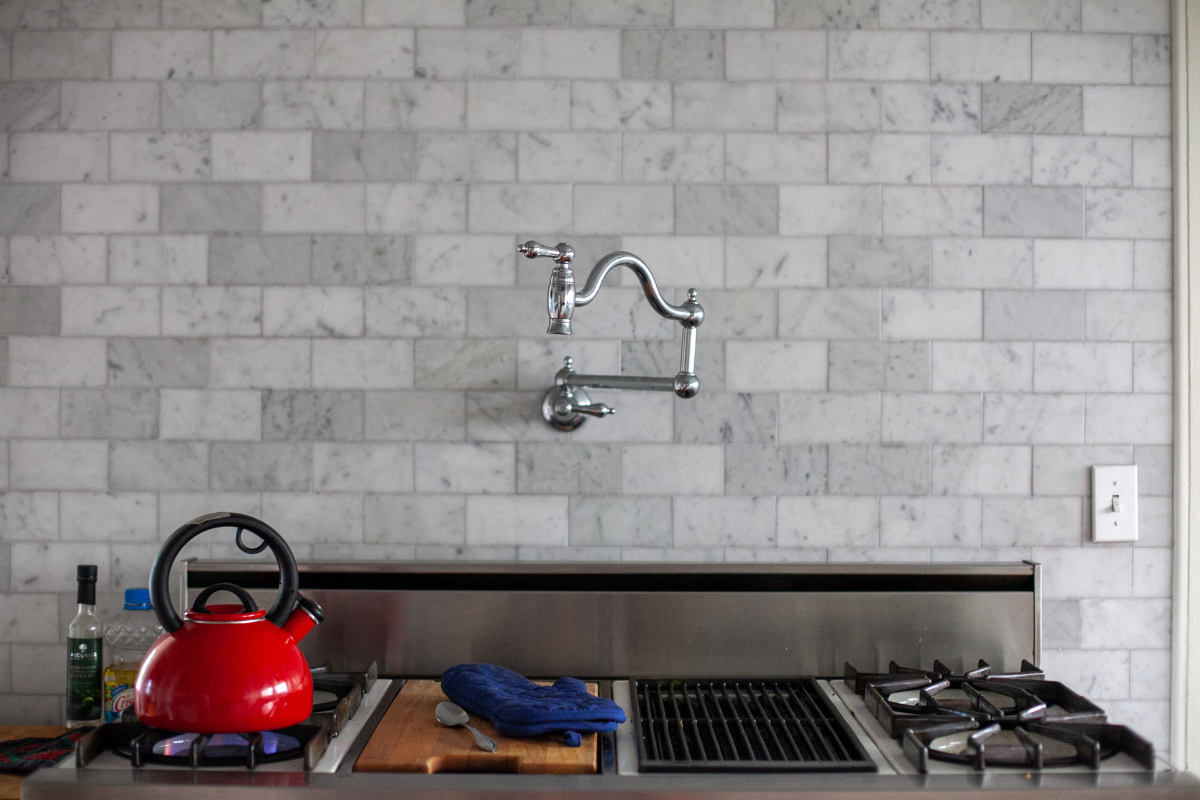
[1092,465,1137,542]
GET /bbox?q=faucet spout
[519,240,707,430]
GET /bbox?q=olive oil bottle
[66,565,102,727]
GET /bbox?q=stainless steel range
[24,561,1200,799]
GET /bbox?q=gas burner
[78,721,328,770]
[902,720,1156,772]
[842,659,1150,773]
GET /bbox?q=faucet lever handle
[519,240,574,264]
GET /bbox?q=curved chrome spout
[519,241,706,430]
[575,251,703,328]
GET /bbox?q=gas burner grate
[631,679,875,773]
[76,722,328,770]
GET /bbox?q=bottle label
[104,665,139,723]
[67,637,102,721]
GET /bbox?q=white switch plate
[1092,465,1138,542]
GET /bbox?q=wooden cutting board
[355,680,599,774]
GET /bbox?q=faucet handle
[519,240,574,264]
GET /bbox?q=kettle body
[134,513,323,733]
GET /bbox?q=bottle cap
[77,565,98,582]
[124,588,152,610]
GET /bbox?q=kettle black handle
[190,583,259,615]
[151,512,299,633]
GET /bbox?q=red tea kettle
[134,512,323,733]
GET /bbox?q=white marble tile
[1086,291,1171,341]
[262,183,365,234]
[1039,649,1129,700]
[883,186,982,236]
[162,287,262,337]
[881,497,981,547]
[519,132,620,182]
[982,0,1081,30]
[113,30,210,80]
[415,442,514,493]
[1134,240,1172,291]
[725,341,826,392]
[160,389,260,441]
[1134,342,1172,394]
[8,236,105,285]
[829,547,931,563]
[1132,547,1171,597]
[673,496,775,548]
[675,0,774,27]
[1085,394,1172,444]
[313,442,413,492]
[1133,35,1170,85]
[726,31,825,80]
[931,135,1030,186]
[1032,445,1132,495]
[61,492,157,541]
[0,390,57,438]
[315,29,413,79]
[260,493,362,544]
[726,134,826,184]
[1034,546,1132,597]
[519,29,619,79]
[573,185,673,234]
[931,238,1033,289]
[364,494,464,545]
[985,186,1084,237]
[882,0,979,28]
[984,289,1085,340]
[0,493,58,542]
[779,393,880,444]
[312,339,413,389]
[1133,137,1171,189]
[365,80,461,130]
[777,497,878,548]
[1083,86,1170,137]
[932,445,1031,495]
[882,83,980,133]
[779,289,879,339]
[262,287,363,337]
[1086,187,1171,239]
[416,29,517,79]
[724,237,826,288]
[366,183,466,234]
[779,186,880,236]
[829,444,929,494]
[620,133,723,183]
[981,496,1085,545]
[1034,342,1133,393]
[829,31,929,81]
[209,339,311,389]
[213,30,311,78]
[109,235,207,284]
[983,393,1084,443]
[1033,136,1132,188]
[930,32,1030,81]
[12,542,110,594]
[1082,0,1169,34]
[621,444,723,495]
[570,391,673,443]
[8,131,107,183]
[413,235,514,286]
[468,80,569,130]
[62,184,159,234]
[62,286,160,336]
[1129,650,1171,699]
[466,495,569,546]
[777,82,880,133]
[1081,598,1170,648]
[1032,32,1131,83]
[569,80,671,130]
[211,131,312,181]
[9,440,107,490]
[829,133,930,185]
[8,337,107,387]
[882,393,982,443]
[881,289,982,340]
[674,82,775,132]
[1033,238,1133,289]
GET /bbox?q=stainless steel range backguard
[181,561,1040,679]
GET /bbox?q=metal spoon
[436,701,498,752]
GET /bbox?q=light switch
[1092,465,1138,542]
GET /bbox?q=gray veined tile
[982,84,1081,135]
[674,392,777,444]
[725,445,826,495]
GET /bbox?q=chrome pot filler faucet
[519,241,705,430]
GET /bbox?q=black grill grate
[632,679,876,773]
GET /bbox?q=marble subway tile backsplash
[0,0,1174,748]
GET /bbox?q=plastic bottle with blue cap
[102,589,164,723]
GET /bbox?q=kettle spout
[283,595,323,642]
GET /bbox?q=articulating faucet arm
[574,251,703,327]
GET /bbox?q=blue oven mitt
[441,663,626,747]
